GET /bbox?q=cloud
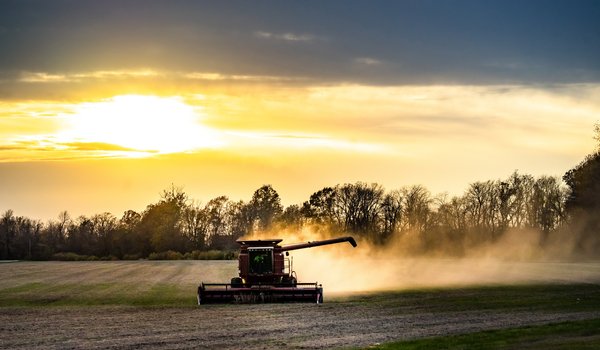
[19,72,73,83]
[0,137,157,162]
[1,1,599,87]
[0,145,29,151]
[354,57,382,66]
[254,31,316,42]
[182,72,301,82]
[13,69,303,87]
[18,70,160,83]
[223,131,384,154]
[60,142,143,152]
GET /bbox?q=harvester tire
[231,277,243,288]
[283,276,297,287]
[197,285,202,305]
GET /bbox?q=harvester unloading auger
[197,236,357,304]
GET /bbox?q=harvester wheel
[283,276,297,287]
[197,285,202,305]
[231,277,243,288]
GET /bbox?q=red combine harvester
[197,236,357,304]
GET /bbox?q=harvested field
[1,260,600,349]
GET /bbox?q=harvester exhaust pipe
[282,236,357,252]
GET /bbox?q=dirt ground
[2,260,600,349]
[0,302,598,349]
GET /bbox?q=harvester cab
[248,247,273,274]
[198,236,357,304]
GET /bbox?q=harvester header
[197,236,357,304]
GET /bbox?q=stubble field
[1,260,600,349]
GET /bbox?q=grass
[0,282,197,307]
[2,261,599,348]
[335,283,600,314]
[1,279,599,312]
[364,318,600,350]
[0,260,236,307]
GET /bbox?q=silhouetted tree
[12,216,42,259]
[564,150,600,254]
[335,182,384,240]
[204,196,229,245]
[204,196,229,247]
[115,210,144,258]
[138,186,188,254]
[431,195,467,254]
[531,176,566,239]
[279,204,304,231]
[181,201,208,250]
[400,185,431,235]
[249,185,283,231]
[505,172,535,227]
[1,210,15,259]
[226,200,253,239]
[379,190,403,244]
[302,187,338,227]
[91,213,118,257]
[67,216,95,255]
[2,161,595,259]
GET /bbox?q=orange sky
[1,78,599,220]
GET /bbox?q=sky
[1,0,599,221]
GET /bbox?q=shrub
[148,250,184,260]
[99,255,119,261]
[165,250,184,260]
[51,252,99,261]
[122,253,142,260]
[191,250,237,260]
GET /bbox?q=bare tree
[400,185,431,235]
[181,201,208,249]
[379,190,403,243]
[204,196,229,244]
[334,182,384,239]
[249,185,283,232]
[532,176,566,239]
[302,187,338,227]
[1,210,15,259]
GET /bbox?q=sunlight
[58,95,222,155]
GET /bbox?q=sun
[58,95,221,155]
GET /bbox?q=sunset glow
[57,95,222,156]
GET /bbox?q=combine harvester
[197,236,357,304]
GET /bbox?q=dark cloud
[0,0,598,85]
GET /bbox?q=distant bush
[100,255,119,261]
[122,254,142,260]
[145,250,236,260]
[51,252,99,261]
[148,250,184,260]
[189,250,236,260]
[52,250,237,261]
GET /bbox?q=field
[1,260,600,349]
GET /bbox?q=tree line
[2,129,599,260]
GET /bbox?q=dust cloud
[244,227,600,294]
